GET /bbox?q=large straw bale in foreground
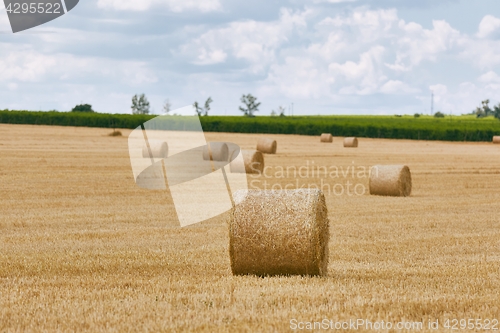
[256,138,277,154]
[493,136,500,144]
[202,142,229,161]
[142,140,168,158]
[369,165,412,197]
[320,133,333,143]
[230,189,329,276]
[343,137,358,148]
[230,150,264,174]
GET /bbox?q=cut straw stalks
[230,189,329,276]
[256,138,277,154]
[493,136,500,144]
[230,150,264,174]
[142,140,168,158]
[343,137,358,148]
[202,142,229,161]
[320,133,333,143]
[369,165,412,197]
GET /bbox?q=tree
[475,107,485,118]
[482,99,491,116]
[494,103,500,120]
[193,97,213,116]
[71,104,94,112]
[193,101,202,116]
[278,106,286,117]
[131,94,150,115]
[434,111,445,118]
[270,110,277,117]
[203,97,213,116]
[163,99,171,114]
[239,94,261,117]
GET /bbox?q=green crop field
[0,110,499,142]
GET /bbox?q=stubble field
[0,124,499,332]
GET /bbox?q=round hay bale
[256,137,277,154]
[343,137,358,148]
[202,142,229,161]
[320,133,333,143]
[230,150,264,174]
[230,189,329,276]
[142,140,168,158]
[493,136,500,144]
[369,165,412,197]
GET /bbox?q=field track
[1,124,499,332]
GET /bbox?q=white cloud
[179,8,309,71]
[477,15,500,39]
[0,49,158,86]
[317,8,398,42]
[329,46,388,95]
[96,0,221,12]
[261,56,334,99]
[423,82,500,114]
[478,71,500,83]
[387,20,461,71]
[195,49,227,65]
[379,80,419,94]
[458,38,500,70]
[2,2,500,115]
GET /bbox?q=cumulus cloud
[0,49,158,86]
[424,82,500,114]
[96,0,221,12]
[2,1,500,115]
[477,15,500,39]
[255,7,500,114]
[260,56,334,99]
[385,20,461,71]
[478,71,500,83]
[379,80,419,94]
[330,46,388,95]
[178,8,309,71]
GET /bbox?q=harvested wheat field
[1,124,499,332]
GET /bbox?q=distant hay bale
[230,189,329,276]
[108,130,122,137]
[320,133,333,143]
[202,142,229,161]
[230,150,264,174]
[256,138,277,154]
[369,165,412,197]
[493,136,500,144]
[142,140,168,158]
[343,137,358,148]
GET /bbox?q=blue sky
[1,0,500,115]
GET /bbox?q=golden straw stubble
[142,140,168,158]
[343,137,358,148]
[369,165,412,197]
[256,137,277,154]
[230,150,264,174]
[229,189,329,276]
[320,133,333,143]
[202,142,229,161]
[493,136,500,144]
